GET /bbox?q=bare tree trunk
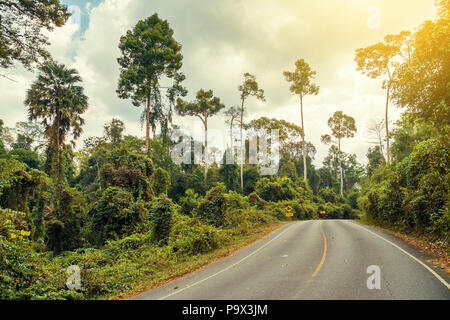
[300,95,307,182]
[240,98,245,193]
[385,84,391,165]
[56,112,60,165]
[230,120,234,152]
[145,85,152,155]
[96,157,101,192]
[204,117,208,184]
[339,138,343,197]
[55,111,61,184]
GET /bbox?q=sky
[0,0,438,167]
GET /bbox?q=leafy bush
[226,190,250,210]
[347,191,360,209]
[101,146,154,200]
[0,234,82,300]
[88,187,149,245]
[179,189,200,216]
[224,208,275,235]
[148,196,176,246]
[318,188,339,204]
[360,138,449,239]
[243,166,260,195]
[169,213,222,255]
[197,183,227,227]
[248,192,267,210]
[255,177,298,202]
[268,200,318,221]
[46,188,88,253]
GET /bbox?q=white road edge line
[157,221,303,300]
[351,221,450,290]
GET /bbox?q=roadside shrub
[223,208,275,235]
[46,188,87,253]
[179,189,200,216]
[360,137,449,238]
[169,214,221,255]
[341,204,354,219]
[88,187,149,246]
[318,188,339,204]
[243,166,260,195]
[255,177,297,202]
[149,196,176,246]
[226,190,249,210]
[347,191,360,209]
[197,183,227,227]
[101,146,154,200]
[268,200,318,221]
[248,192,267,210]
[0,236,82,300]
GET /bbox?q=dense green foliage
[358,4,450,241]
[0,0,70,69]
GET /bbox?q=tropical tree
[366,119,386,161]
[355,31,411,164]
[238,73,265,192]
[104,118,125,144]
[390,4,449,136]
[176,89,225,182]
[245,117,312,160]
[25,61,88,182]
[224,106,241,151]
[283,59,319,182]
[117,14,186,155]
[12,121,46,152]
[321,111,357,197]
[0,0,69,70]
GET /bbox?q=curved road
[132,220,450,300]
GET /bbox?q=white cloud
[0,0,437,167]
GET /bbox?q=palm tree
[25,61,88,182]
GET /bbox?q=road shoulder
[352,220,450,278]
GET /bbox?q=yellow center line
[312,221,328,278]
[293,221,329,299]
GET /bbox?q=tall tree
[176,89,225,182]
[25,61,88,182]
[355,31,411,164]
[321,111,357,197]
[366,119,386,161]
[245,117,314,161]
[224,106,241,152]
[238,73,265,192]
[104,118,125,144]
[0,0,69,70]
[283,59,319,183]
[117,14,186,155]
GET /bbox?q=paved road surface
[132,220,450,300]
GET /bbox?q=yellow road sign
[320,211,326,214]
[286,212,294,217]
[285,206,293,212]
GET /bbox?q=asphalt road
[132,220,450,300]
